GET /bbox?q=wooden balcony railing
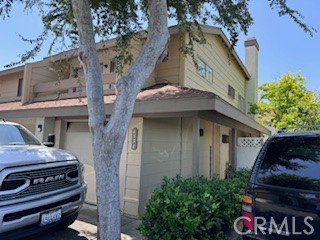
[32,73,117,102]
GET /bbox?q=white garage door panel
[64,128,96,204]
[64,122,126,210]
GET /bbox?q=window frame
[228,85,235,99]
[17,78,23,97]
[238,94,246,112]
[196,58,213,82]
[110,61,116,73]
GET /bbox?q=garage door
[64,121,126,209]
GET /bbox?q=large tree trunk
[71,0,169,239]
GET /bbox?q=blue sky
[0,1,318,91]
[235,0,319,91]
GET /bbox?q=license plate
[40,208,62,226]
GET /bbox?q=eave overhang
[0,85,269,135]
[0,66,24,77]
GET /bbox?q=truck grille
[0,165,79,201]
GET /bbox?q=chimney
[244,37,259,115]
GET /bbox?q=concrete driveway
[23,203,238,240]
[25,204,142,240]
[26,220,97,240]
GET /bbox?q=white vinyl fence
[236,137,264,170]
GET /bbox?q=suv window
[256,136,320,191]
[0,124,41,145]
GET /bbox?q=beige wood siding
[21,60,60,103]
[155,35,181,85]
[0,72,23,102]
[139,118,181,214]
[30,61,59,87]
[66,41,155,90]
[129,42,157,88]
[184,33,247,109]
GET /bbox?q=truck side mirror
[43,134,55,147]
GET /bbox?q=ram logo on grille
[33,174,65,185]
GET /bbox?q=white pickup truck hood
[0,145,77,171]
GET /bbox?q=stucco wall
[219,125,230,178]
[6,117,36,133]
[181,118,193,178]
[199,119,212,178]
[139,118,181,214]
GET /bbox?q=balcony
[32,73,117,102]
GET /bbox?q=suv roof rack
[278,124,320,133]
[0,118,5,122]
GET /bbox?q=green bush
[139,169,251,240]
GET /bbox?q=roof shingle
[0,84,217,112]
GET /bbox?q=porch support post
[213,124,221,177]
[192,116,200,176]
[230,128,237,169]
[22,63,33,104]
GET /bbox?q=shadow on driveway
[25,221,97,240]
[25,204,141,240]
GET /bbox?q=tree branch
[105,0,170,142]
[71,0,105,131]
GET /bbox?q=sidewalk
[76,203,142,240]
[76,204,239,240]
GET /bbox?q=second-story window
[72,64,103,78]
[238,94,246,112]
[71,68,84,78]
[197,58,213,82]
[228,85,235,99]
[17,78,23,97]
[110,61,116,73]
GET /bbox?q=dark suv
[238,127,320,240]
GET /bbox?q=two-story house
[0,25,269,217]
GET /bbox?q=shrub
[139,169,251,240]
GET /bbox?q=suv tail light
[242,195,254,231]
